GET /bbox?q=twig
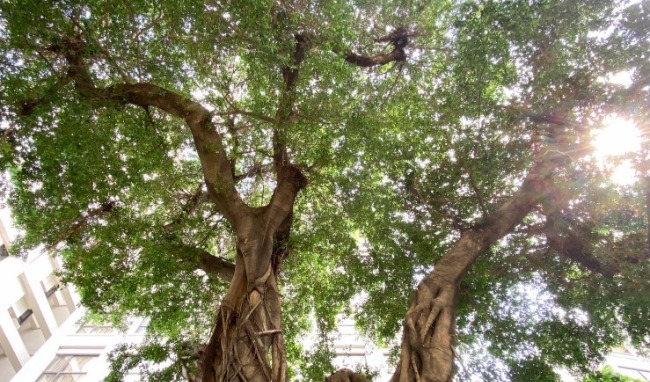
[217,109,276,124]
[379,62,405,109]
[461,160,488,217]
[257,329,282,336]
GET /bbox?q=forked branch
[53,36,246,226]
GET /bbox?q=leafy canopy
[0,0,649,380]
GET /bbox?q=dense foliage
[1,0,649,381]
[583,366,644,382]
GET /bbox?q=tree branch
[1,126,17,147]
[216,109,276,124]
[233,164,273,182]
[460,160,488,217]
[504,105,580,129]
[157,187,234,283]
[56,36,247,227]
[66,14,133,83]
[544,216,619,279]
[46,202,114,251]
[18,75,72,116]
[408,183,467,232]
[281,34,308,98]
[344,27,412,68]
[259,34,310,231]
[163,185,209,231]
[344,49,407,67]
[273,34,309,172]
[178,245,235,283]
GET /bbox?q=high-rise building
[0,217,78,381]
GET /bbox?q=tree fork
[199,181,303,382]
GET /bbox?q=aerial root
[420,298,443,343]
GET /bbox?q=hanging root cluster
[392,275,457,382]
[202,272,287,382]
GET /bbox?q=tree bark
[199,166,306,382]
[198,215,288,382]
[390,160,555,382]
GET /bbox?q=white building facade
[0,217,79,381]
[0,216,148,382]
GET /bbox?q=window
[43,273,60,298]
[36,355,97,381]
[122,372,143,382]
[76,323,115,334]
[134,318,149,334]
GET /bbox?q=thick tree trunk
[390,160,554,382]
[199,217,288,382]
[199,166,305,382]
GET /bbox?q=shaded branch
[161,185,234,283]
[216,109,276,124]
[260,34,310,229]
[18,76,72,116]
[504,105,580,129]
[1,127,17,146]
[178,244,235,283]
[506,68,650,132]
[408,183,467,232]
[344,27,413,68]
[220,93,276,124]
[461,161,488,217]
[66,14,133,83]
[540,178,620,278]
[273,34,309,172]
[544,216,619,279]
[265,163,308,231]
[46,202,114,251]
[513,223,546,236]
[281,34,308,97]
[163,185,209,231]
[233,164,273,182]
[345,49,407,67]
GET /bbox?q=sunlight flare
[592,116,641,157]
[591,116,643,185]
